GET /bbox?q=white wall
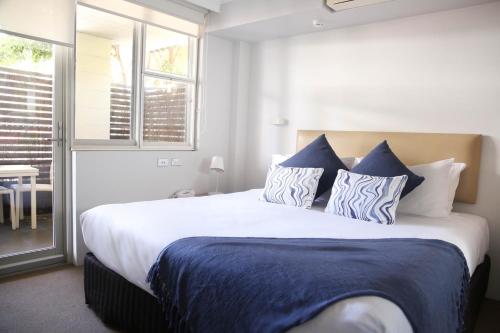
[74,33,112,140]
[227,41,251,192]
[72,35,234,264]
[244,2,500,299]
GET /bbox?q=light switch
[171,158,183,166]
[157,158,170,167]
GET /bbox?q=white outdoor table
[0,165,39,229]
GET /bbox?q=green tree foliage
[159,45,188,76]
[147,45,188,77]
[0,36,52,66]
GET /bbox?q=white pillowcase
[271,154,293,166]
[352,157,363,169]
[448,162,466,211]
[340,157,356,170]
[397,159,466,218]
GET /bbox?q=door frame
[0,44,70,275]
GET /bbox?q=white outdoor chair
[11,163,53,221]
[0,186,17,230]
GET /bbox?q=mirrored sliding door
[0,32,66,273]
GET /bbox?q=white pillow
[448,162,466,211]
[271,154,293,166]
[340,157,355,170]
[260,166,324,209]
[397,159,454,217]
[352,157,363,168]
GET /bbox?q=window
[142,25,197,146]
[74,4,198,149]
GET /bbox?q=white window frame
[139,24,198,150]
[71,4,199,151]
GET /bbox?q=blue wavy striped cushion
[260,166,324,209]
[325,170,408,224]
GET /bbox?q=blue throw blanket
[147,237,469,333]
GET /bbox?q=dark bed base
[84,252,490,333]
[84,253,168,333]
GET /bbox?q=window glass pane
[75,5,134,140]
[143,76,192,144]
[145,25,190,78]
[0,32,54,187]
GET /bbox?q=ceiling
[207,0,499,42]
[77,5,135,41]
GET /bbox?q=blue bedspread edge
[147,237,470,333]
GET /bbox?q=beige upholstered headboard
[297,130,482,204]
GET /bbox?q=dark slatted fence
[110,85,131,140]
[0,66,52,186]
[109,85,187,143]
[143,86,187,143]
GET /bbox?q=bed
[82,130,489,333]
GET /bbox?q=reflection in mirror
[75,5,134,141]
[143,77,192,144]
[145,25,190,78]
[0,33,55,256]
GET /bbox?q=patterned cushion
[325,170,408,225]
[260,166,324,209]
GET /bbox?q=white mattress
[81,189,489,333]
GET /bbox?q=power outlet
[171,158,183,167]
[157,158,170,167]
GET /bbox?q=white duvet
[81,190,489,333]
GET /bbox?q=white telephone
[171,189,196,198]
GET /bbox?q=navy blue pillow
[280,134,347,198]
[351,140,425,198]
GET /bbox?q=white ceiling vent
[325,0,393,11]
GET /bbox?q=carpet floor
[0,265,117,333]
[0,265,499,333]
